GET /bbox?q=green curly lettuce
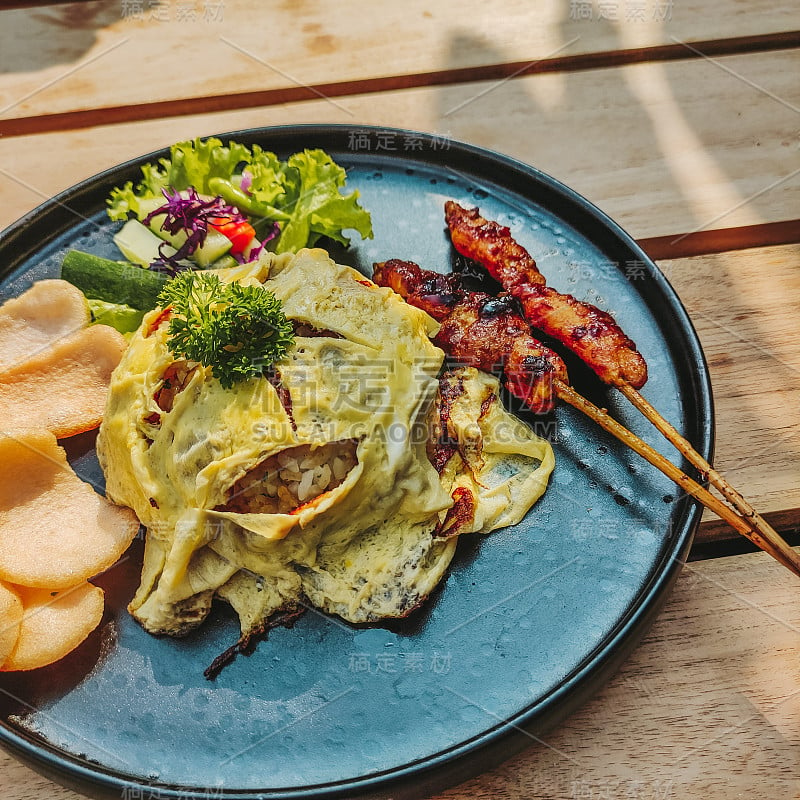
[273,149,373,254]
[107,138,252,220]
[107,137,373,254]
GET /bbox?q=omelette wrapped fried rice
[97,249,554,643]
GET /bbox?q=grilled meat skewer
[444,200,800,578]
[375,258,800,578]
[373,259,567,414]
[445,200,647,388]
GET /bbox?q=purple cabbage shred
[239,170,253,193]
[234,222,280,264]
[144,187,247,275]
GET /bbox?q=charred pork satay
[445,200,648,389]
[445,201,800,577]
[373,260,567,414]
[373,259,462,322]
[445,200,546,289]
[512,283,648,388]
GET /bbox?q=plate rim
[0,124,714,800]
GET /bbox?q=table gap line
[637,219,800,260]
[0,0,71,9]
[697,508,800,546]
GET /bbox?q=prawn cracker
[0,279,89,373]
[1,582,104,672]
[0,430,138,589]
[0,323,126,437]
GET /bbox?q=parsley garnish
[157,272,294,389]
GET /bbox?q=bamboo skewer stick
[617,382,798,568]
[555,380,800,578]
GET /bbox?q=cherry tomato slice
[209,216,256,256]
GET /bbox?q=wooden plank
[3,549,799,799]
[660,245,800,541]
[0,0,798,122]
[0,51,797,239]
[4,31,800,138]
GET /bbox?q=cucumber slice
[191,231,234,266]
[207,254,238,270]
[88,299,145,335]
[61,250,168,310]
[136,197,168,218]
[114,219,174,267]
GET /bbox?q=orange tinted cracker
[0,280,89,373]
[0,323,126,437]
[0,580,22,669]
[1,582,104,672]
[0,430,139,589]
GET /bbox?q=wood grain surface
[662,245,800,539]
[0,50,798,240]
[0,0,797,123]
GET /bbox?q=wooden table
[1,2,799,798]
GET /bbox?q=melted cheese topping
[97,249,554,638]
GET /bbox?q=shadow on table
[0,1,120,75]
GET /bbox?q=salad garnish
[108,137,373,256]
[157,271,294,389]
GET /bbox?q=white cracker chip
[0,324,126,437]
[1,582,104,672]
[0,431,138,589]
[0,279,90,372]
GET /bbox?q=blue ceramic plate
[0,126,712,799]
